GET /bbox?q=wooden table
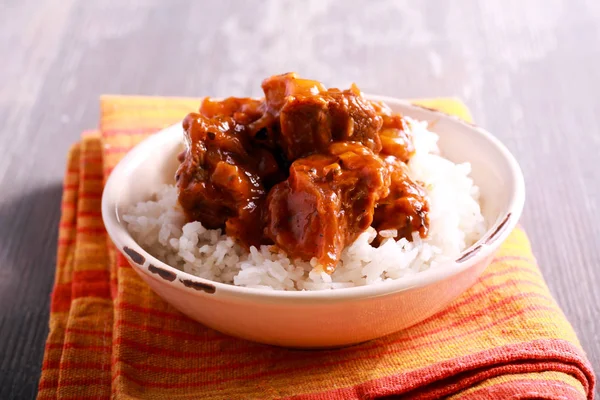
[1,1,598,398]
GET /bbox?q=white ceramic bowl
[102,96,525,348]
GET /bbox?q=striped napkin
[37,96,595,399]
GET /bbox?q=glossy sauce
[176,73,429,272]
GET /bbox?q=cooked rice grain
[123,119,486,290]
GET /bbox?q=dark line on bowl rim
[148,264,177,282]
[484,213,512,245]
[123,246,145,265]
[411,104,444,114]
[455,213,513,263]
[180,278,216,294]
[456,245,482,263]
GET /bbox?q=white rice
[123,118,486,290]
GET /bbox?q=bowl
[101,96,525,348]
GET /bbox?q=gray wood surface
[1,0,598,398]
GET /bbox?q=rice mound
[123,119,486,291]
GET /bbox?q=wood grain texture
[0,0,598,398]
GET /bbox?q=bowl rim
[101,96,525,303]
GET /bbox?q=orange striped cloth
[38,96,596,399]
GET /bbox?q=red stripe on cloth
[80,146,103,157]
[479,265,538,280]
[72,280,111,300]
[44,341,63,351]
[110,278,118,300]
[37,378,59,392]
[66,170,103,178]
[114,319,229,343]
[59,220,79,228]
[73,270,111,282]
[56,396,111,400]
[408,361,590,400]
[71,270,110,299]
[76,227,106,234]
[491,255,536,264]
[46,342,111,352]
[463,379,586,400]
[112,370,221,389]
[113,337,263,359]
[82,156,104,164]
[79,193,103,200]
[398,361,590,400]
[295,364,586,400]
[116,302,191,322]
[290,339,594,400]
[50,283,73,313]
[114,357,270,375]
[59,222,105,232]
[43,360,109,370]
[77,211,103,218]
[64,328,112,338]
[38,377,107,390]
[80,173,104,180]
[116,258,132,269]
[58,238,76,246]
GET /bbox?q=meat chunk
[175,73,431,273]
[261,72,326,112]
[200,96,291,186]
[265,142,390,272]
[251,73,383,162]
[199,97,264,125]
[176,112,276,247]
[373,101,415,162]
[372,157,429,241]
